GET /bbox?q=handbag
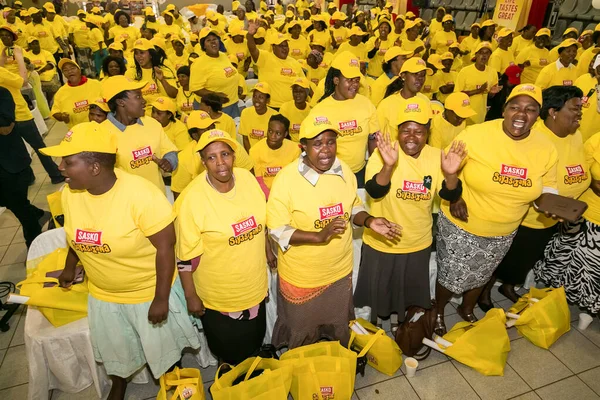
[348,318,403,376]
[280,341,357,400]
[157,367,205,400]
[210,356,293,400]
[46,190,64,227]
[505,287,570,349]
[394,305,437,359]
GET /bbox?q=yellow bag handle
[243,356,264,382]
[353,329,385,358]
[212,363,231,390]
[308,359,342,400]
[16,276,59,289]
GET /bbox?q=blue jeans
[193,100,240,119]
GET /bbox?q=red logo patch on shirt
[251,129,264,138]
[231,216,257,237]
[32,59,42,65]
[236,52,244,59]
[37,31,48,37]
[280,67,294,76]
[339,120,357,130]
[74,100,88,108]
[292,123,301,131]
[446,40,454,45]
[224,66,236,77]
[292,48,301,55]
[566,164,584,177]
[563,80,573,86]
[500,164,528,180]
[319,203,344,221]
[144,83,158,94]
[74,229,103,246]
[73,99,90,113]
[132,146,153,161]
[403,180,428,194]
[265,166,282,176]
[540,58,548,65]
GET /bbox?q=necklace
[206,173,236,199]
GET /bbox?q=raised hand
[248,20,259,35]
[376,132,399,167]
[153,66,164,81]
[441,140,467,176]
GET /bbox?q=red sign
[500,164,528,180]
[74,229,102,246]
[132,146,152,161]
[231,216,257,237]
[319,203,344,220]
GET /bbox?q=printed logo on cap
[462,99,470,106]
[64,130,74,142]
[314,116,330,125]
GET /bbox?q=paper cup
[578,313,594,330]
[404,357,418,378]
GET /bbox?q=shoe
[51,175,65,184]
[434,313,447,336]
[38,211,52,230]
[477,300,494,312]
[498,285,520,303]
[456,306,478,323]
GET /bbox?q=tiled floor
[1,121,600,399]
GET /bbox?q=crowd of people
[1,0,600,398]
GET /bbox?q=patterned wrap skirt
[436,210,517,294]
[534,218,600,314]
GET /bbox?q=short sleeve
[454,69,466,92]
[585,134,600,179]
[159,126,179,156]
[175,188,205,260]
[256,50,270,69]
[238,108,250,136]
[189,60,207,92]
[235,144,255,170]
[266,172,293,230]
[132,180,175,236]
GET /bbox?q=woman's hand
[58,267,76,288]
[56,112,70,123]
[449,197,469,222]
[317,217,347,243]
[248,20,259,35]
[185,293,206,318]
[148,298,169,324]
[152,154,173,172]
[153,66,164,81]
[376,132,398,167]
[441,140,467,176]
[489,84,503,95]
[367,217,402,240]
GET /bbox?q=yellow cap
[328,3,337,9]
[310,35,328,48]
[265,10,275,17]
[199,27,220,40]
[91,6,101,13]
[332,11,346,21]
[497,28,513,38]
[285,10,294,17]
[0,25,19,40]
[144,7,154,16]
[151,36,167,52]
[349,25,368,36]
[400,57,433,75]
[163,11,175,19]
[473,41,493,54]
[40,122,117,157]
[505,83,543,106]
[440,51,454,61]
[595,23,600,32]
[287,20,302,31]
[383,46,413,63]
[377,18,392,29]
[26,36,39,44]
[195,129,238,152]
[151,97,176,114]
[535,28,551,37]
[171,36,185,46]
[108,42,124,51]
[229,26,247,36]
[19,10,29,17]
[205,9,217,19]
[404,19,419,30]
[481,19,496,27]
[28,7,40,14]
[581,30,594,38]
[557,38,581,53]
[271,33,290,45]
[232,1,240,11]
[291,76,310,89]
[427,54,444,69]
[299,115,340,140]
[444,92,477,119]
[187,111,216,130]
[92,97,110,112]
[254,27,267,39]
[252,81,271,95]
[58,58,80,70]
[405,11,416,18]
[395,96,432,126]
[471,22,481,29]
[43,3,55,12]
[331,51,362,79]
[442,14,453,23]
[166,4,176,11]
[132,38,154,51]
[85,15,104,28]
[449,42,460,49]
[14,0,22,5]
[563,27,578,36]
[76,9,86,16]
[102,75,148,101]
[190,33,199,42]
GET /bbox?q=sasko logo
[403,180,427,194]
[132,146,152,160]
[74,229,102,246]
[338,120,357,130]
[266,166,281,175]
[74,100,88,108]
[231,216,257,237]
[251,129,264,137]
[563,80,573,86]
[319,203,344,221]
[320,386,334,400]
[292,123,301,131]
[566,165,584,176]
[500,164,528,180]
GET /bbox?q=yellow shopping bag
[210,357,293,400]
[16,248,88,327]
[46,190,64,227]
[506,287,570,349]
[348,318,402,376]
[440,309,510,376]
[157,367,205,400]
[280,341,357,400]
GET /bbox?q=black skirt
[495,224,558,285]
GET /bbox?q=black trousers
[15,119,61,180]
[0,165,43,247]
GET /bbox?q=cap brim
[58,59,80,70]
[396,115,431,126]
[106,80,148,100]
[195,137,239,152]
[452,107,477,119]
[40,144,77,158]
[301,126,340,140]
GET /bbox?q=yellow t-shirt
[175,168,268,312]
[459,35,480,66]
[576,74,600,143]
[516,45,551,84]
[26,22,59,54]
[401,38,425,58]
[337,41,368,61]
[69,19,91,48]
[306,52,333,85]
[309,94,379,172]
[330,26,349,48]
[104,13,116,29]
[279,100,312,142]
[377,92,430,137]
[168,51,190,71]
[171,139,254,193]
[164,119,192,151]
[288,35,311,60]
[228,18,245,34]
[454,64,498,125]
[308,29,332,51]
[364,145,443,253]
[422,74,440,100]
[429,112,465,150]
[430,30,457,55]
[432,70,457,104]
[0,67,33,122]
[429,19,443,38]
[158,24,182,44]
[102,116,178,193]
[250,139,301,189]
[239,106,278,147]
[51,79,103,128]
[125,66,177,114]
[366,36,395,77]
[510,35,532,57]
[225,39,250,74]
[255,50,306,108]
[24,49,56,81]
[577,47,598,78]
[189,53,238,108]
[535,61,578,90]
[214,112,238,138]
[89,28,105,53]
[62,169,175,304]
[440,119,559,237]
[370,73,394,107]
[489,48,515,74]
[176,87,195,115]
[579,133,600,224]
[48,17,67,47]
[522,120,590,229]
[108,25,140,51]
[267,159,363,288]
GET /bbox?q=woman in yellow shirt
[42,122,200,399]
[287,21,311,60]
[108,11,140,51]
[489,28,515,75]
[535,38,579,90]
[576,57,600,142]
[308,15,331,52]
[305,41,333,85]
[197,93,238,138]
[240,82,277,150]
[176,129,272,364]
[174,65,195,116]
[516,28,551,84]
[309,51,380,186]
[478,86,589,308]
[400,20,425,58]
[511,25,536,57]
[355,97,466,331]
[125,39,178,115]
[279,77,312,142]
[150,97,191,151]
[429,14,457,55]
[25,37,59,103]
[429,92,475,149]
[88,98,109,123]
[459,23,480,67]
[336,26,369,60]
[168,37,190,71]
[366,19,394,78]
[51,59,103,128]
[370,46,412,107]
[434,84,559,334]
[267,116,400,349]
